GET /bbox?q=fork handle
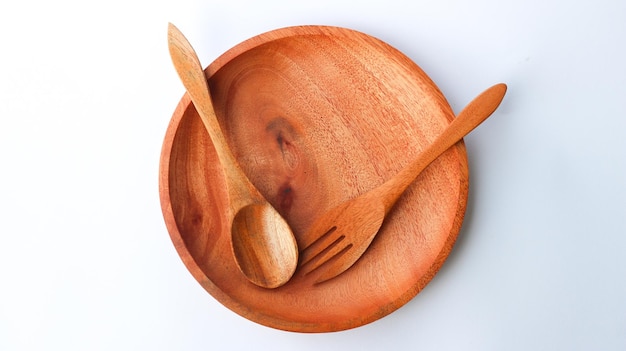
[375,83,507,213]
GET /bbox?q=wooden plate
[159,26,468,332]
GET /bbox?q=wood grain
[159,25,469,332]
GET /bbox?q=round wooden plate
[159,26,469,332]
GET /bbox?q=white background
[1,0,625,350]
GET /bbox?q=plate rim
[159,25,469,332]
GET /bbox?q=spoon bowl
[231,204,298,285]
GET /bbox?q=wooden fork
[297,83,507,284]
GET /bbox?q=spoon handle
[168,23,258,209]
[376,83,507,213]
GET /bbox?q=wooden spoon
[167,23,298,289]
[298,83,507,283]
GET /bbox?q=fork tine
[299,235,353,275]
[299,226,339,265]
[312,247,359,284]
